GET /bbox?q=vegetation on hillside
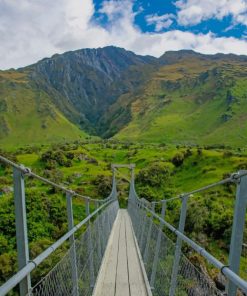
[1,49,247,149]
[115,58,247,146]
[0,47,247,294]
[1,140,247,293]
[0,71,89,149]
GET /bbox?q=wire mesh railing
[128,201,223,295]
[128,167,247,296]
[1,157,247,296]
[0,155,118,296]
[30,200,119,296]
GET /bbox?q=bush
[66,152,75,160]
[43,169,64,184]
[41,149,73,168]
[197,148,203,156]
[205,205,232,243]
[137,186,157,202]
[171,153,185,167]
[92,175,112,198]
[185,200,209,235]
[136,163,170,187]
[223,151,233,158]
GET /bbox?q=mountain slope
[0,47,157,148]
[0,71,88,148]
[0,47,247,148]
[114,54,247,146]
[28,46,158,131]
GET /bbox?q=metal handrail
[151,171,247,205]
[129,169,247,295]
[0,154,119,295]
[136,200,247,293]
[0,155,110,202]
[0,198,115,296]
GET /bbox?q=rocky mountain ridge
[0,46,246,148]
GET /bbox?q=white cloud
[0,0,247,70]
[146,13,175,31]
[175,0,247,26]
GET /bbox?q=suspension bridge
[0,156,247,296]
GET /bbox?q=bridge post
[227,171,247,296]
[86,199,95,288]
[66,191,79,296]
[169,195,189,296]
[150,201,166,288]
[13,167,31,296]
[143,203,155,263]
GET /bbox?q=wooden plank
[93,211,122,296]
[93,209,150,296]
[115,210,129,296]
[125,211,148,296]
[129,216,153,296]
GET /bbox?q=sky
[0,0,247,70]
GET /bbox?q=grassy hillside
[0,70,88,149]
[1,48,247,149]
[114,57,247,147]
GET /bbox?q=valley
[0,47,246,149]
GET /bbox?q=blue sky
[0,0,246,69]
[93,0,247,39]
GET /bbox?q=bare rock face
[28,46,157,130]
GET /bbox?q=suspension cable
[152,171,247,205]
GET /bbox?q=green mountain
[0,47,157,148]
[0,47,247,148]
[0,71,88,148]
[113,51,247,147]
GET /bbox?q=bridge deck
[93,209,149,296]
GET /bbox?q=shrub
[171,153,185,167]
[136,163,170,187]
[41,149,73,167]
[66,152,75,160]
[92,175,112,198]
[197,148,203,156]
[138,186,157,202]
[223,151,233,158]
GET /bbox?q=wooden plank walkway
[93,209,149,296]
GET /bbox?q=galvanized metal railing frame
[0,155,118,296]
[13,166,31,295]
[169,194,189,296]
[66,191,79,296]
[128,167,247,296]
